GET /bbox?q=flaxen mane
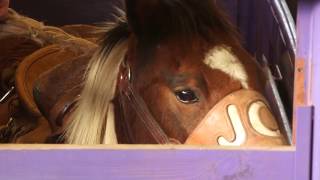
[64,12,130,144]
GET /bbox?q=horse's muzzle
[185,90,286,146]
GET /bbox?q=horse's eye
[175,89,199,104]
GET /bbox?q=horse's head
[66,0,286,145]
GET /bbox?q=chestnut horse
[64,0,286,145]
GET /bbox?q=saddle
[0,9,99,143]
[34,50,93,141]
[0,44,96,143]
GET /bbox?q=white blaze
[204,46,249,89]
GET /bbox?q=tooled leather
[0,36,42,131]
[0,36,42,94]
[48,85,81,132]
[0,10,100,142]
[16,43,96,118]
[185,90,286,146]
[33,51,93,132]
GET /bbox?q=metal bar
[262,56,293,145]
[0,86,15,103]
[269,0,297,57]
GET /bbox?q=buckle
[0,86,15,103]
[120,61,131,82]
[118,61,132,93]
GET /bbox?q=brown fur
[111,0,267,144]
[120,34,263,143]
[66,0,270,144]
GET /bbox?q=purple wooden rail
[0,146,294,180]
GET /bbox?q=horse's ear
[125,0,163,37]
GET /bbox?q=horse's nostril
[175,89,199,104]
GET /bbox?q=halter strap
[118,62,172,144]
[121,85,171,144]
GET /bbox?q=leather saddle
[0,9,99,143]
[0,42,96,143]
[33,49,94,142]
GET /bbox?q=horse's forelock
[126,0,239,43]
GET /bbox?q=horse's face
[66,0,283,146]
[125,35,260,143]
[64,0,286,145]
[119,0,286,145]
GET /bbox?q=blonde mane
[64,40,128,144]
[64,11,129,144]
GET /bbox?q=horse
[51,0,286,145]
[0,0,287,146]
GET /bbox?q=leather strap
[117,62,285,146]
[185,90,285,146]
[118,62,171,144]
[120,85,171,144]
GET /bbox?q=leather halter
[118,61,173,144]
[185,90,285,146]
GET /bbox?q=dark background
[10,0,296,26]
[10,0,124,26]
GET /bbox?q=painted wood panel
[0,104,312,180]
[0,146,294,180]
